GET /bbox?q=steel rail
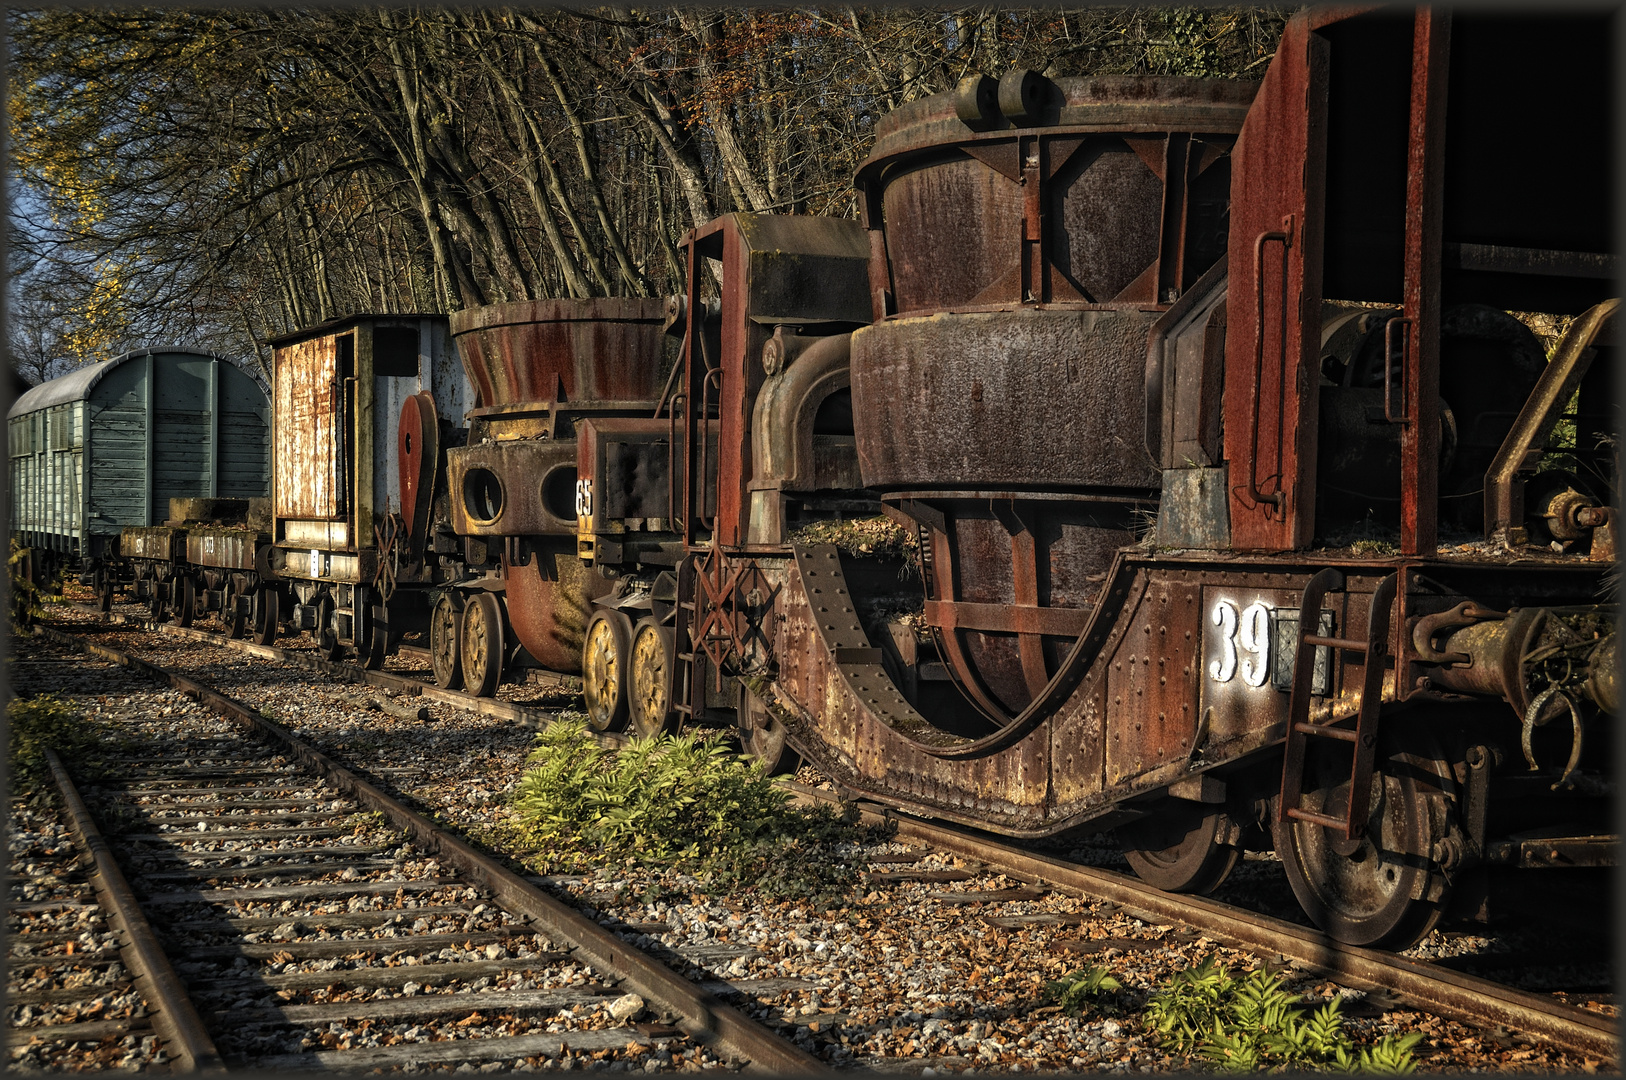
[43,748,227,1074]
[35,625,828,1076]
[784,784,1616,1063]
[54,605,605,741]
[50,609,1618,1060]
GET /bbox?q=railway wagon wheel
[430,592,464,690]
[252,586,280,646]
[582,610,632,733]
[628,618,677,738]
[225,580,249,640]
[347,586,387,671]
[365,601,390,671]
[741,689,800,775]
[1117,800,1241,895]
[178,575,198,628]
[150,577,171,623]
[460,592,505,697]
[1271,733,1453,950]
[316,596,343,661]
[94,567,113,613]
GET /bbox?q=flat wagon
[8,348,269,592]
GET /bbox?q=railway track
[790,790,1618,1063]
[27,603,1617,1070]
[18,623,824,1074]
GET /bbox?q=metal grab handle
[696,367,722,531]
[1246,220,1293,509]
[1382,315,1414,424]
[668,392,687,530]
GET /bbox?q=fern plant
[1041,965,1122,1015]
[511,715,866,900]
[1144,956,1422,1073]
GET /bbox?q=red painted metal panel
[1222,14,1331,551]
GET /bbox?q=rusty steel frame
[1484,298,1621,544]
[36,625,830,1076]
[1398,8,1449,557]
[44,748,227,1074]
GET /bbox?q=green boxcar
[8,349,270,569]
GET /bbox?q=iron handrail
[1246,219,1293,510]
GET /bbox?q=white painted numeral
[574,478,592,518]
[1238,601,1272,687]
[1208,601,1237,682]
[1208,599,1273,687]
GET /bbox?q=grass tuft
[7,694,109,791]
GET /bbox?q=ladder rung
[674,704,693,715]
[1286,807,1350,830]
[1303,634,1366,651]
[1293,722,1359,742]
[677,652,695,662]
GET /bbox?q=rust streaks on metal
[272,333,341,520]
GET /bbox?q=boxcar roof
[7,348,224,419]
[264,313,444,350]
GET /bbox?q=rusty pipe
[1427,607,1616,716]
[760,326,822,376]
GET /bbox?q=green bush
[9,539,46,627]
[511,715,866,900]
[1144,955,1422,1073]
[7,694,105,788]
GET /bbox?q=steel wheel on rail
[1117,799,1241,895]
[225,581,248,639]
[94,566,113,613]
[1271,731,1453,949]
[349,586,386,671]
[430,592,464,690]
[741,688,800,775]
[628,617,677,738]
[364,601,390,671]
[460,591,504,697]
[316,596,343,661]
[252,586,280,645]
[178,575,197,628]
[582,609,632,732]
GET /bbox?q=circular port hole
[541,465,579,523]
[463,468,504,524]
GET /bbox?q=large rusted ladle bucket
[851,74,1256,719]
[446,298,669,673]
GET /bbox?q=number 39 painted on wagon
[1208,600,1272,687]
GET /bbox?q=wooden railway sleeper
[1278,569,1399,842]
[43,749,226,1074]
